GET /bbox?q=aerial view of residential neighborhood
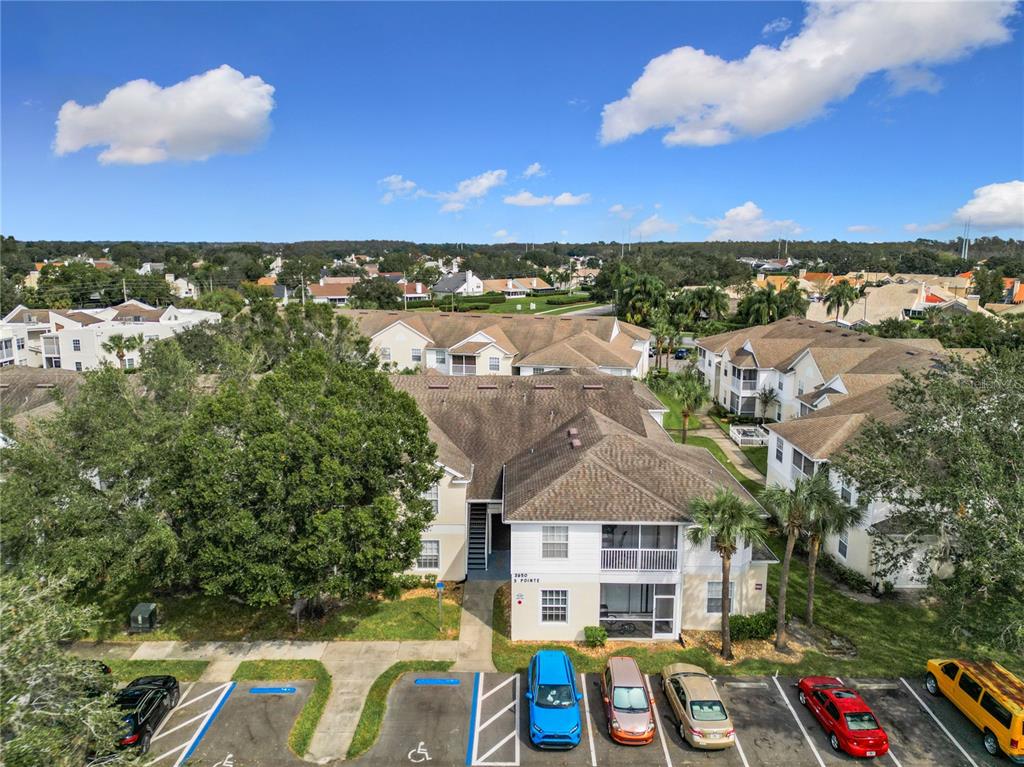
[2,2,1023,766]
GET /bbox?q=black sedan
[115,676,180,754]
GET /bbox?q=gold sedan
[660,663,736,750]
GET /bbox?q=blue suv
[526,650,583,749]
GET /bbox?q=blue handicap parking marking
[415,677,461,686]
[249,686,297,695]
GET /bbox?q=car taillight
[120,733,139,745]
[725,729,736,736]
[688,727,704,737]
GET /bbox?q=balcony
[601,548,678,571]
[729,424,770,447]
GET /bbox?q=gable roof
[431,272,471,293]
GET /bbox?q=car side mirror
[524,691,533,701]
[576,692,583,702]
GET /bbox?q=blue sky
[2,1,1022,243]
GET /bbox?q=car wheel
[925,673,941,696]
[139,729,153,755]
[830,733,841,752]
[169,688,180,707]
[798,690,807,706]
[983,731,1000,756]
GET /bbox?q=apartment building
[393,375,774,641]
[353,310,652,377]
[1,300,221,371]
[805,281,993,327]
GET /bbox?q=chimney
[965,294,980,311]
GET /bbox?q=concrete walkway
[452,579,502,672]
[687,425,766,482]
[72,638,459,762]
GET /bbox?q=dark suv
[115,676,180,754]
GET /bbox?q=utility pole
[301,274,306,306]
[122,278,128,302]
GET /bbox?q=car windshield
[612,686,648,712]
[690,700,728,722]
[536,683,575,708]
[845,712,880,731]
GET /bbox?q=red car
[797,677,889,758]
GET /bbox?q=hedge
[729,611,775,641]
[546,295,590,306]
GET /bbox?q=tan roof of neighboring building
[986,302,1024,316]
[308,282,353,298]
[480,276,552,293]
[354,311,649,371]
[0,366,84,430]
[390,375,667,500]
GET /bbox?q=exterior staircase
[468,504,488,571]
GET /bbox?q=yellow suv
[925,659,1024,763]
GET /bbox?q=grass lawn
[488,293,592,314]
[233,660,331,757]
[654,392,703,433]
[346,660,455,758]
[542,301,600,315]
[86,585,462,643]
[107,659,209,682]
[684,435,765,497]
[492,542,1024,679]
[741,446,769,476]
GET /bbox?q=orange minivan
[600,656,655,745]
[925,659,1024,763]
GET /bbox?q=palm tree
[687,489,767,660]
[651,309,674,370]
[759,471,839,650]
[620,273,667,326]
[647,369,708,443]
[778,280,810,318]
[739,285,781,325]
[670,290,699,329]
[101,333,143,369]
[756,386,779,424]
[824,282,860,324]
[693,285,729,321]
[805,491,864,626]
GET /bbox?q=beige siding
[370,322,432,371]
[411,471,468,582]
[510,576,601,642]
[679,564,768,630]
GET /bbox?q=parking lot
[358,671,1011,767]
[144,680,311,767]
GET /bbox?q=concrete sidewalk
[452,579,502,673]
[687,425,766,482]
[72,637,459,762]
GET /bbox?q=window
[838,530,848,559]
[16,338,25,350]
[840,484,853,504]
[412,348,422,363]
[797,380,805,395]
[775,437,784,463]
[825,702,841,721]
[380,347,391,362]
[540,590,568,623]
[488,356,500,372]
[416,540,440,569]
[75,362,83,372]
[435,349,446,364]
[541,526,569,559]
[421,484,438,515]
[958,673,983,701]
[706,581,736,614]
[941,662,960,680]
[125,358,135,369]
[980,693,1013,730]
[792,448,816,478]
[72,339,81,352]
[778,379,784,393]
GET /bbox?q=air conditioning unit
[129,602,158,633]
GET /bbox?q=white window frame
[412,348,422,363]
[72,339,81,352]
[380,347,391,363]
[416,539,440,570]
[435,349,446,364]
[540,589,568,623]
[706,580,737,614]
[541,526,569,559]
[775,437,784,463]
[838,530,849,559]
[488,356,500,372]
[75,362,83,371]
[16,338,25,350]
[422,484,439,515]
[125,358,136,370]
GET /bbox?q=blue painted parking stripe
[250,686,296,694]
[180,682,235,764]
[415,678,460,686]
[465,672,480,765]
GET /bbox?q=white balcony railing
[729,424,770,447]
[601,548,678,571]
[450,363,477,376]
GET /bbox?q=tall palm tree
[670,290,699,329]
[101,333,143,370]
[824,282,860,324]
[694,285,729,321]
[651,309,674,370]
[739,285,781,325]
[805,492,864,626]
[778,280,810,318]
[687,489,767,660]
[621,273,667,327]
[647,369,708,443]
[756,386,779,424]
[759,471,838,650]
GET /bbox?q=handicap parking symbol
[407,741,432,763]
[213,755,234,767]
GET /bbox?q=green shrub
[584,625,608,647]
[546,295,589,306]
[729,611,775,641]
[453,303,492,312]
[816,552,873,594]
[709,403,729,419]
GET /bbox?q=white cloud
[504,190,553,207]
[954,180,1024,230]
[601,3,1014,147]
[54,65,275,164]
[632,214,678,239]
[436,169,507,213]
[494,228,508,237]
[523,162,545,178]
[904,221,950,234]
[886,67,944,96]
[762,17,791,36]
[847,224,879,233]
[703,201,804,241]
[377,174,417,204]
[493,228,517,242]
[608,204,635,220]
[552,192,590,206]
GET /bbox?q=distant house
[431,270,485,297]
[307,280,354,306]
[137,262,165,276]
[402,282,430,302]
[256,275,277,287]
[164,274,198,299]
[805,281,994,327]
[479,276,553,297]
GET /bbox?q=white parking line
[172,682,234,767]
[481,674,516,701]
[472,674,519,767]
[479,700,516,731]
[151,682,194,742]
[734,734,752,767]
[152,709,210,742]
[477,731,516,764]
[148,741,188,764]
[771,675,827,767]
[899,678,979,767]
[172,683,227,712]
[645,675,673,767]
[579,673,597,767]
[888,747,905,767]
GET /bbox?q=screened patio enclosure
[599,583,676,639]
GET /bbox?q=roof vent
[906,350,917,356]
[582,384,604,390]
[35,383,56,389]
[857,338,868,343]
[569,438,582,449]
[586,318,598,322]
[439,313,451,317]
[841,333,850,337]
[477,383,498,390]
[567,428,579,436]
[469,314,482,318]
[533,383,555,390]
[427,382,450,389]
